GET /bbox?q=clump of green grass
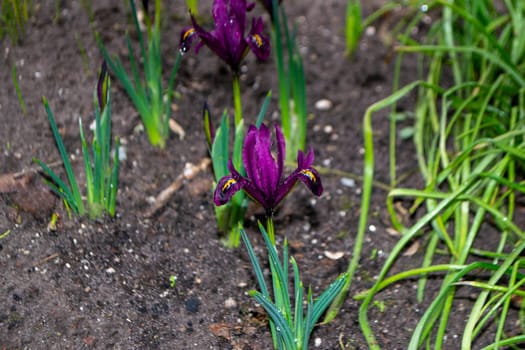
[241,223,347,350]
[98,0,181,149]
[326,1,525,348]
[36,63,120,219]
[0,0,33,44]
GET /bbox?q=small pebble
[315,99,332,111]
[224,297,237,308]
[314,337,322,347]
[340,177,355,188]
[324,251,345,260]
[118,146,127,161]
[106,267,116,274]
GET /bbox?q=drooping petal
[179,26,198,53]
[246,17,270,61]
[214,160,246,205]
[190,16,226,59]
[274,149,323,206]
[297,167,323,196]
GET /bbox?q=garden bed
[0,1,517,349]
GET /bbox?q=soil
[0,1,510,349]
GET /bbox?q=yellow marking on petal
[251,34,263,48]
[222,178,237,192]
[300,169,317,183]
[183,27,196,41]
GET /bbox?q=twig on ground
[33,253,59,266]
[144,157,211,218]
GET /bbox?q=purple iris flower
[179,0,271,73]
[214,124,323,215]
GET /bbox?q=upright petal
[212,0,230,25]
[275,124,285,180]
[251,125,280,197]
[242,125,259,185]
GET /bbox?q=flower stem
[266,216,275,246]
[232,73,242,126]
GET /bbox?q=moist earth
[0,1,504,349]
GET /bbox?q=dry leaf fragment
[403,240,420,256]
[209,323,231,340]
[169,118,185,140]
[324,251,345,260]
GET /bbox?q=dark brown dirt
[0,1,501,349]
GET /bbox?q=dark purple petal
[214,175,244,205]
[297,148,315,168]
[246,18,270,61]
[248,124,279,196]
[214,161,247,205]
[275,124,285,181]
[297,167,323,196]
[274,148,322,206]
[190,16,224,58]
[242,125,259,186]
[179,26,198,53]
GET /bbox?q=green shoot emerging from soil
[11,63,27,115]
[241,222,347,350]
[344,0,361,56]
[99,0,181,149]
[36,62,120,219]
[268,0,308,162]
[0,0,33,44]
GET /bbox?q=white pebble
[324,251,345,260]
[224,297,237,308]
[315,99,332,111]
[118,146,127,161]
[106,267,116,274]
[340,177,355,188]
[314,337,322,347]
